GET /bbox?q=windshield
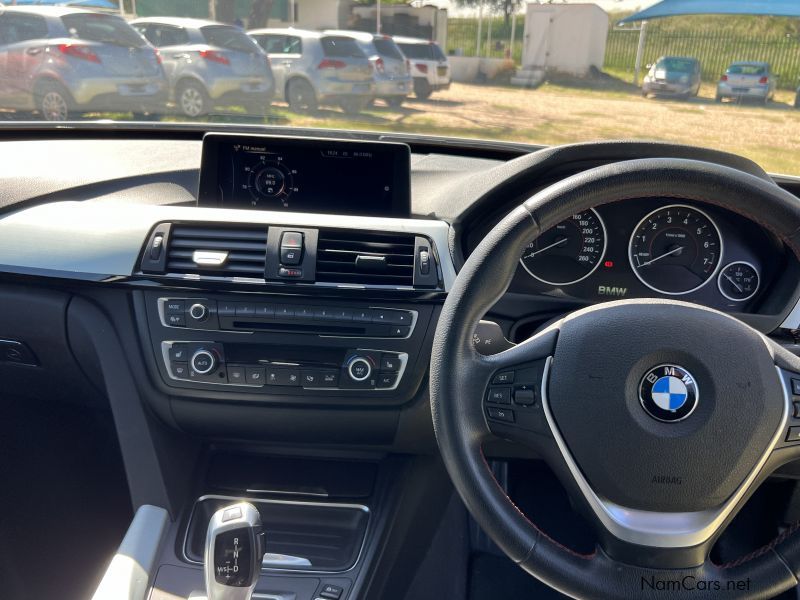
[321,36,366,59]
[201,25,260,53]
[373,38,404,61]
[397,42,445,61]
[656,58,696,72]
[727,64,768,75]
[4,5,800,176]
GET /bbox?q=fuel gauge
[717,261,760,302]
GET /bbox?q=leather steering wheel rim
[430,158,800,599]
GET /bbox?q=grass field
[231,80,800,176]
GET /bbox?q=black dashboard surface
[0,131,798,334]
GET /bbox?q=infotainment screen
[197,134,411,217]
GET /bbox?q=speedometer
[629,205,723,295]
[520,209,607,286]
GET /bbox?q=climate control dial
[191,349,218,375]
[346,356,373,382]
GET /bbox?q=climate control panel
[162,341,407,392]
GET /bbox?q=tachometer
[629,205,723,295]
[520,209,607,286]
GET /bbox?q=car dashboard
[2,128,800,600]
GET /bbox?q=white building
[521,3,609,76]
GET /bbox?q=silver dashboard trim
[539,356,790,548]
[781,299,800,329]
[0,201,456,291]
[183,494,370,575]
[91,504,170,600]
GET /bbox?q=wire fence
[605,28,800,89]
[447,17,523,63]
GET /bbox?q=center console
[109,134,455,600]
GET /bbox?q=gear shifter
[204,502,266,600]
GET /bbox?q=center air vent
[316,230,416,287]
[166,225,267,279]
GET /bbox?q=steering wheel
[430,158,800,599]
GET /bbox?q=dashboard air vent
[166,224,267,278]
[316,230,416,286]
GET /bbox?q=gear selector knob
[204,502,266,600]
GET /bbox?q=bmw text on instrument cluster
[513,198,778,309]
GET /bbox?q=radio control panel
[159,297,416,339]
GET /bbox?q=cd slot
[231,320,365,336]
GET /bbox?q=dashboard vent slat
[166,224,267,279]
[316,230,416,287]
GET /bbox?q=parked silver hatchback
[716,61,777,104]
[132,17,274,118]
[325,30,411,107]
[0,6,167,121]
[249,28,375,114]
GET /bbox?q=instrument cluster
[509,199,785,311]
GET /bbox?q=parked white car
[393,36,450,100]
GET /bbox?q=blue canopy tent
[8,0,119,9]
[620,0,800,24]
[617,0,800,84]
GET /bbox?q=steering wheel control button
[514,388,536,406]
[472,321,514,355]
[189,303,209,322]
[786,427,800,444]
[487,387,512,404]
[487,407,515,423]
[380,354,401,372]
[347,357,373,382]
[492,371,515,384]
[639,364,699,422]
[792,378,800,396]
[191,349,217,375]
[793,402,800,419]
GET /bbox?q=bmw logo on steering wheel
[639,364,699,422]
